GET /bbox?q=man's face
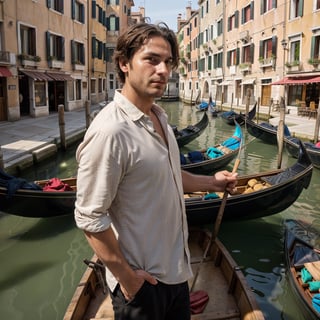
[120,36,174,99]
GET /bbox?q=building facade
[0,0,135,122]
[178,0,320,109]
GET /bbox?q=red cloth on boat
[43,178,73,192]
[189,290,209,314]
[315,141,320,148]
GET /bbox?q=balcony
[73,62,85,71]
[0,51,16,65]
[48,57,64,69]
[239,63,252,73]
[18,54,41,67]
[285,61,301,72]
[259,56,276,69]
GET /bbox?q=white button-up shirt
[75,91,192,291]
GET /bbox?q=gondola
[185,141,312,225]
[63,228,265,320]
[180,121,242,174]
[0,142,312,220]
[196,101,209,111]
[220,103,256,126]
[172,112,209,147]
[208,102,220,117]
[284,219,320,320]
[246,119,291,144]
[284,136,320,169]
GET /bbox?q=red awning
[271,76,320,85]
[0,66,12,77]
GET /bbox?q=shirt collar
[114,89,167,122]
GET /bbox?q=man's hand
[120,269,158,300]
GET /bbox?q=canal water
[0,100,319,319]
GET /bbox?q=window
[227,49,239,66]
[227,11,239,31]
[20,25,36,56]
[214,52,223,68]
[106,47,114,63]
[71,40,85,64]
[91,79,96,94]
[316,0,320,10]
[261,0,276,14]
[47,0,64,13]
[68,81,74,101]
[109,73,114,90]
[107,0,119,4]
[242,2,254,24]
[290,0,304,19]
[34,82,46,106]
[46,31,65,61]
[107,15,119,31]
[310,35,320,60]
[289,40,300,63]
[75,80,81,100]
[72,0,85,23]
[242,44,254,63]
[98,78,102,93]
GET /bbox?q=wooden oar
[276,98,285,169]
[190,121,242,292]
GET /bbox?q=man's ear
[119,58,129,73]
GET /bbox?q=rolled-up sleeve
[74,128,123,233]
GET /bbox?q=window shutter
[298,0,304,17]
[71,0,75,20]
[106,17,110,30]
[71,40,75,63]
[272,36,277,56]
[61,37,65,61]
[47,0,51,9]
[250,1,254,20]
[61,0,64,14]
[46,31,51,59]
[81,44,85,64]
[259,40,263,58]
[92,1,96,19]
[235,10,239,28]
[92,36,96,58]
[236,48,240,65]
[115,17,119,31]
[250,44,255,63]
[81,5,85,23]
[310,36,315,59]
[241,8,244,24]
[273,0,277,9]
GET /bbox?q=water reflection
[0,100,319,319]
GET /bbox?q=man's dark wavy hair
[113,22,179,84]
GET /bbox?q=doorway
[48,81,65,112]
[0,78,6,120]
[18,75,30,116]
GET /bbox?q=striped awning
[21,70,53,81]
[47,72,73,81]
[271,76,320,85]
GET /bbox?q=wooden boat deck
[64,229,264,320]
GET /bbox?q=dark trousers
[109,281,191,320]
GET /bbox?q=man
[75,23,237,319]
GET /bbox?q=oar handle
[213,158,240,239]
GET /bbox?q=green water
[1,101,319,319]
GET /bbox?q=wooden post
[85,100,91,128]
[190,90,193,105]
[0,146,4,170]
[314,108,320,144]
[277,97,286,169]
[257,97,261,124]
[245,88,251,115]
[58,105,67,150]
